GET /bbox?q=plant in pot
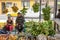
[42,1,55,39]
[20,7,28,16]
[3,5,8,14]
[42,3,51,20]
[32,2,40,13]
[12,4,18,13]
[3,8,8,14]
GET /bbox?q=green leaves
[25,21,41,36]
[42,4,51,20]
[32,3,40,13]
[20,7,28,15]
[3,8,8,13]
[25,20,55,36]
[12,6,18,12]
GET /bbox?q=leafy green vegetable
[12,5,18,12]
[20,7,28,15]
[25,20,55,36]
[42,3,51,20]
[32,3,40,13]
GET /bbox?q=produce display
[0,20,56,40]
[0,34,17,40]
[25,20,55,36]
[20,7,28,15]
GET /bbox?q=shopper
[5,16,13,34]
[15,12,25,34]
[56,9,60,18]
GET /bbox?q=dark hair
[58,9,60,11]
[18,12,21,14]
[8,17,11,19]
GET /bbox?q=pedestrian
[15,12,25,34]
[56,9,60,18]
[5,16,13,34]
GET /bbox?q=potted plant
[20,7,28,16]
[42,3,51,20]
[3,8,8,13]
[12,4,18,13]
[32,3,40,13]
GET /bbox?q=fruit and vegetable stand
[0,33,34,40]
[0,34,17,40]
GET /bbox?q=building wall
[0,0,35,14]
[0,1,2,14]
[0,0,55,15]
[30,0,35,7]
[0,0,23,14]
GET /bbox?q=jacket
[16,16,25,25]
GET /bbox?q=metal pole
[54,0,57,18]
[39,0,41,21]
[54,0,57,31]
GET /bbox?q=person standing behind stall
[56,9,60,18]
[15,12,25,34]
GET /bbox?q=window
[2,2,6,13]
[2,2,5,10]
[21,0,30,7]
[6,2,12,7]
